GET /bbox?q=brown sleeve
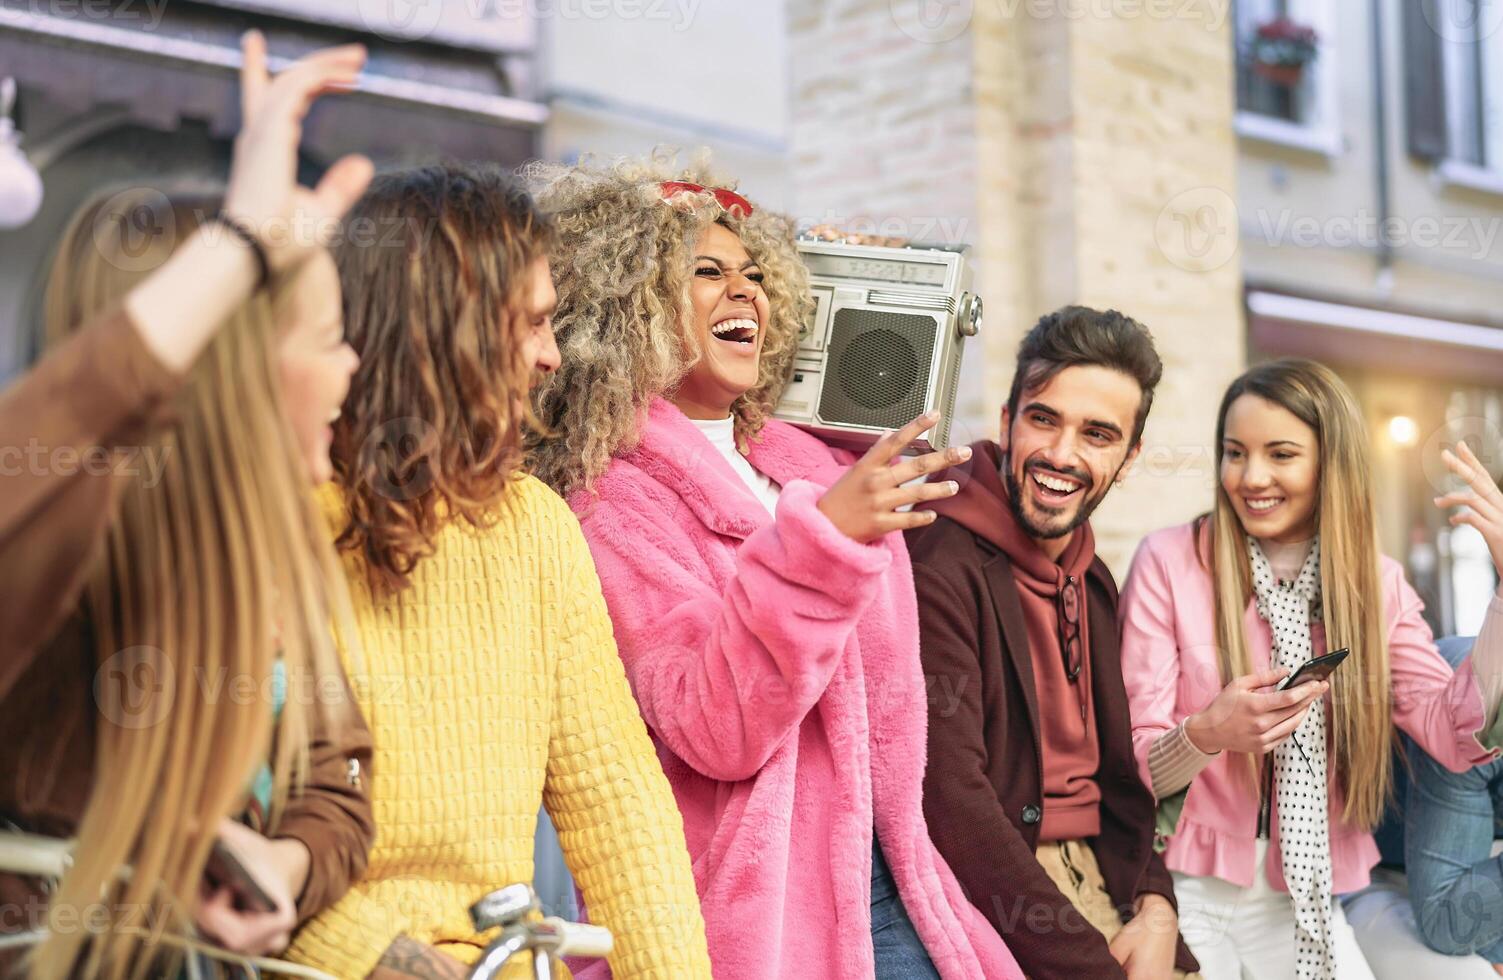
[274,680,376,922]
[0,307,181,698]
[1136,845,1178,911]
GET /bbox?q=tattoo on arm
[365,934,469,980]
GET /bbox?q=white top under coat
[690,415,783,517]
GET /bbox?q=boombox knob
[958,292,982,338]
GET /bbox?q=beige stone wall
[790,0,1247,577]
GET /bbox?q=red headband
[657,181,754,218]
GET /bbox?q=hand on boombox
[805,223,910,249]
[817,411,969,545]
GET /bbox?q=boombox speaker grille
[819,309,935,430]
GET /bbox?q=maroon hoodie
[906,439,1197,977]
[925,439,1102,840]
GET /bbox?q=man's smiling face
[1000,364,1144,553]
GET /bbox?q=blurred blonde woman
[1119,358,1503,980]
[528,153,1023,980]
[0,35,375,978]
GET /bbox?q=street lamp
[0,78,44,230]
[1387,415,1418,447]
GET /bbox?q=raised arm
[577,413,964,782]
[0,31,371,696]
[1435,439,1503,747]
[580,476,891,781]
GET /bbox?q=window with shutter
[1232,0,1341,155]
[1405,0,1449,161]
[1413,0,1503,192]
[1440,1,1503,172]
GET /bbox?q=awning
[0,3,546,165]
[1247,289,1503,383]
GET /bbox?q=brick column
[789,0,1246,575]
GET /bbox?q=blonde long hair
[523,150,812,498]
[1204,358,1391,828]
[29,190,357,978]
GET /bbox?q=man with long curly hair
[282,162,712,980]
[528,152,1025,980]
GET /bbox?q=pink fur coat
[568,398,1022,980]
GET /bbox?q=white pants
[1171,841,1376,979]
[1342,868,1500,980]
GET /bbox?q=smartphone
[204,837,278,914]
[1278,648,1350,691]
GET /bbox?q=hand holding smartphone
[204,836,279,914]
[1278,648,1350,691]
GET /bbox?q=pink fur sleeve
[577,477,891,782]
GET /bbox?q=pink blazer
[568,398,1021,980]
[1119,520,1495,893]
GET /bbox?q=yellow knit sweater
[285,476,712,979]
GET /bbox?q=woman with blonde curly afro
[529,152,1024,980]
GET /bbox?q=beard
[1003,454,1114,541]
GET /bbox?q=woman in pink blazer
[526,156,1023,980]
[1119,358,1503,980]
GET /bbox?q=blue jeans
[1403,636,1503,963]
[871,835,943,980]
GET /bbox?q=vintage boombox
[775,238,981,452]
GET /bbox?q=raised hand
[1184,667,1328,756]
[222,30,374,274]
[1434,440,1503,581]
[816,410,969,545]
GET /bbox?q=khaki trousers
[1035,838,1200,979]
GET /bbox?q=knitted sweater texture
[286,476,712,979]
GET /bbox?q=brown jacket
[0,308,374,931]
[906,440,1196,978]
